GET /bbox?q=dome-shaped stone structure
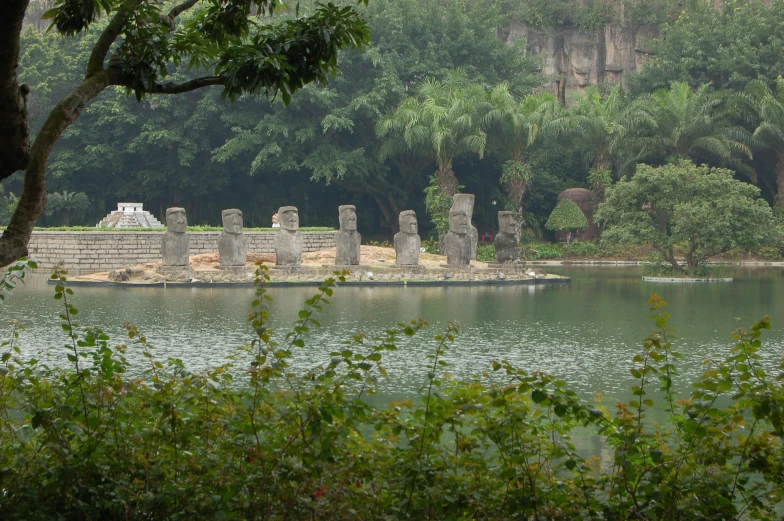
[555,188,599,241]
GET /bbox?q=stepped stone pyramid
[97,203,164,228]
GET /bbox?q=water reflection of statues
[335,205,361,265]
[443,210,471,266]
[451,194,478,260]
[394,210,420,266]
[494,211,519,263]
[218,209,247,267]
[161,207,189,266]
[274,206,302,265]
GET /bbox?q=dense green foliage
[545,199,588,234]
[2,268,784,519]
[9,0,784,246]
[596,162,778,272]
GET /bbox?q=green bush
[524,242,564,259]
[1,268,784,520]
[476,244,496,262]
[564,240,599,258]
[545,199,588,235]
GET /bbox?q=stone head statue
[221,209,243,234]
[399,210,418,234]
[498,211,518,235]
[452,194,475,221]
[279,206,299,232]
[166,207,187,233]
[449,210,468,235]
[339,205,357,232]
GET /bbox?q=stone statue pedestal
[440,264,472,270]
[322,264,370,275]
[155,265,195,281]
[274,230,303,266]
[161,232,190,267]
[216,265,248,274]
[270,265,307,276]
[218,233,248,267]
[393,264,426,273]
[335,231,361,265]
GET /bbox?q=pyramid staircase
[97,203,164,228]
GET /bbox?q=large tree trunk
[0,0,31,180]
[437,164,459,197]
[776,154,784,206]
[0,73,110,265]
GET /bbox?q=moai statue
[335,205,361,265]
[494,211,519,263]
[451,194,478,260]
[443,210,471,266]
[274,206,302,265]
[161,207,190,266]
[394,210,421,266]
[218,209,247,267]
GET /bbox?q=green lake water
[3,266,784,405]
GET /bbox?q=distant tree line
[5,0,784,243]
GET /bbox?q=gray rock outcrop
[504,21,661,100]
[394,210,421,266]
[161,207,190,266]
[274,206,303,265]
[218,209,247,267]
[335,205,361,265]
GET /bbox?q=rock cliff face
[504,22,660,101]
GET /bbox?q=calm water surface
[4,266,784,403]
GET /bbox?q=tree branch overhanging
[168,0,202,20]
[86,7,133,74]
[146,76,225,95]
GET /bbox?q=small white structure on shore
[97,203,164,228]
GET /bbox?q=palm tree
[45,191,90,226]
[482,85,559,217]
[745,77,784,204]
[546,85,653,190]
[376,70,487,198]
[643,82,753,177]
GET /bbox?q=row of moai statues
[161,207,247,268]
[273,204,362,266]
[160,198,520,269]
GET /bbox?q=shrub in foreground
[0,265,783,520]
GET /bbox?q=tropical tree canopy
[0,0,370,265]
[45,189,89,225]
[642,82,753,177]
[595,161,778,271]
[376,70,487,198]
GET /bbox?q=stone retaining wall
[27,231,336,272]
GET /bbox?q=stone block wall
[27,231,336,272]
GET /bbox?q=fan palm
[482,85,559,216]
[643,82,753,177]
[45,191,90,226]
[745,78,784,204]
[546,85,653,187]
[376,70,487,198]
